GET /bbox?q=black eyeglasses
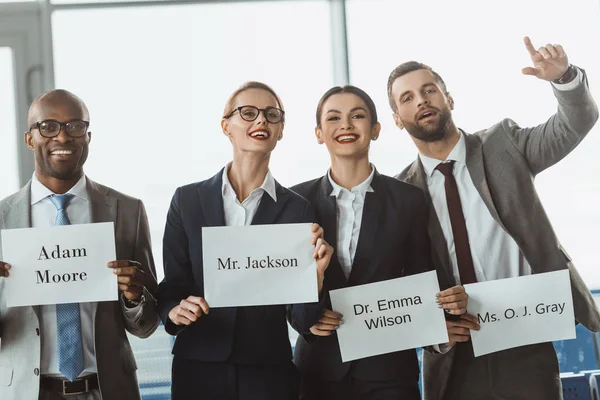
[29,119,90,138]
[224,106,285,124]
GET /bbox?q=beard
[403,106,453,143]
[35,147,87,181]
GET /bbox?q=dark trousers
[172,356,299,400]
[300,373,421,400]
[443,341,562,400]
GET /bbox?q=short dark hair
[315,85,378,128]
[387,61,447,112]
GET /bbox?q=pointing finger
[523,36,537,56]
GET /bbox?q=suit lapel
[404,159,456,287]
[197,169,226,227]
[316,176,347,285]
[86,178,117,225]
[3,182,32,230]
[463,133,505,228]
[348,172,384,285]
[251,181,289,225]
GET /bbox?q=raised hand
[522,36,569,81]
[309,308,343,337]
[311,223,334,293]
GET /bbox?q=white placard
[465,270,575,357]
[329,271,449,362]
[202,223,318,307]
[1,222,117,307]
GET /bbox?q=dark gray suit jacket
[397,68,600,400]
[0,178,160,400]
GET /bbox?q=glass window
[347,0,600,288]
[0,47,20,200]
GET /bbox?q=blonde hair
[222,81,285,121]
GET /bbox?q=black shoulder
[289,177,323,201]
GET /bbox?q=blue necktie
[49,194,84,382]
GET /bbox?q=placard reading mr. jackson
[1,222,117,307]
[202,223,318,307]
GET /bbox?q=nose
[255,110,268,125]
[416,94,430,108]
[53,126,72,143]
[341,116,353,130]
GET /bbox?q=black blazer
[157,168,322,365]
[291,170,433,383]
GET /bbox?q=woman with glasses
[289,85,469,400]
[156,81,333,400]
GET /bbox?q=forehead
[30,99,88,123]
[235,88,279,108]
[323,92,367,111]
[391,69,441,97]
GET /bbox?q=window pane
[347,0,600,287]
[0,47,20,200]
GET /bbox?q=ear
[371,122,382,140]
[315,127,324,144]
[221,119,231,138]
[25,131,34,150]
[447,93,455,110]
[277,125,284,141]
[87,131,92,144]
[393,113,404,130]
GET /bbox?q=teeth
[51,150,73,155]
[250,131,269,138]
[337,135,357,142]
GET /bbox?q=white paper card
[202,223,318,307]
[329,271,449,362]
[465,270,575,357]
[1,222,117,307]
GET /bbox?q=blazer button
[35,328,40,336]
[34,368,39,376]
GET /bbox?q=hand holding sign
[311,223,334,293]
[0,261,10,277]
[107,260,147,301]
[436,285,468,315]
[446,313,480,346]
[168,296,210,326]
[309,308,344,337]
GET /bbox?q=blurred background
[2,0,600,398]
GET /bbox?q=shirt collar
[328,165,375,198]
[221,164,277,202]
[418,131,467,178]
[31,174,88,206]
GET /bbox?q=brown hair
[387,61,447,112]
[315,85,378,128]
[222,81,285,121]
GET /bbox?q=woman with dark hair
[290,85,468,400]
[157,81,333,400]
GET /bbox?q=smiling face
[221,88,284,155]
[391,68,454,142]
[25,92,91,182]
[316,92,380,159]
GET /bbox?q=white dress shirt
[221,165,277,227]
[418,73,582,285]
[328,167,375,279]
[30,174,98,377]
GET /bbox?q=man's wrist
[553,64,577,84]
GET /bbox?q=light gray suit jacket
[0,178,160,400]
[397,68,600,400]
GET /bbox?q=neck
[329,153,372,190]
[413,124,461,160]
[35,170,82,194]
[228,151,271,202]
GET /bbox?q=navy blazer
[291,170,433,383]
[157,168,322,364]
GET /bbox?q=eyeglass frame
[224,106,285,124]
[28,119,90,138]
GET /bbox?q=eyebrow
[325,106,367,114]
[398,83,438,100]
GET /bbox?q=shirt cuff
[552,68,582,91]
[432,342,454,354]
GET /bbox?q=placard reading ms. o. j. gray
[202,223,318,307]
[1,222,117,307]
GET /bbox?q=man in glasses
[0,89,159,400]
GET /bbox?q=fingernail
[435,293,441,297]
[435,298,441,304]
[107,262,113,267]
[334,325,340,330]
[438,304,443,308]
[444,309,450,313]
